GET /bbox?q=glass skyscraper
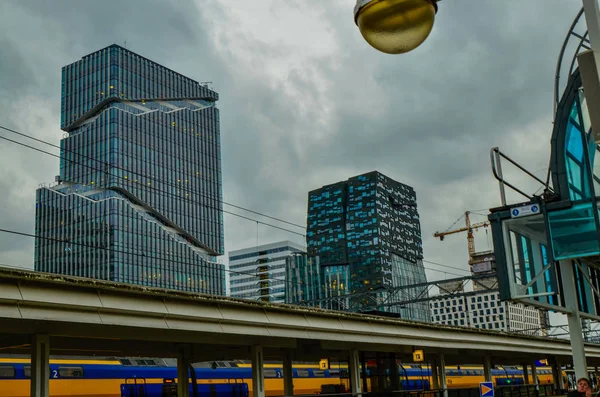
[305,171,430,321]
[34,44,225,294]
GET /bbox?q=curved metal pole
[554,8,585,116]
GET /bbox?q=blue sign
[480,382,494,397]
[510,204,540,219]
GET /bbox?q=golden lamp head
[354,0,438,54]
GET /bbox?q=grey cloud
[0,0,585,291]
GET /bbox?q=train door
[227,378,246,397]
[161,379,178,397]
[121,378,147,397]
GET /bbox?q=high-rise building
[429,290,545,336]
[229,241,305,302]
[34,44,225,294]
[285,253,322,304]
[305,171,429,321]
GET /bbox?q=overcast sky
[0,0,584,307]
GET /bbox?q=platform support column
[531,361,539,391]
[349,349,362,396]
[283,350,294,396]
[177,347,190,397]
[30,334,50,397]
[251,346,265,397]
[438,353,448,397]
[484,356,492,382]
[431,357,440,390]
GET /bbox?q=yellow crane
[433,211,490,265]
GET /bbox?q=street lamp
[354,0,439,54]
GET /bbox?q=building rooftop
[65,44,218,101]
[229,240,306,258]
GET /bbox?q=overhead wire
[0,124,305,230]
[0,125,472,286]
[443,213,465,233]
[0,126,473,273]
[0,227,472,294]
[422,259,471,274]
[0,228,305,289]
[0,133,305,238]
[0,257,565,339]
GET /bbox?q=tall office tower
[229,241,305,303]
[306,171,429,321]
[34,45,225,294]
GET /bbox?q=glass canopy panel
[565,97,590,200]
[500,214,558,306]
[547,202,600,260]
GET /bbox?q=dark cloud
[0,0,583,295]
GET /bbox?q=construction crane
[433,211,490,265]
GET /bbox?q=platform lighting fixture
[354,0,439,54]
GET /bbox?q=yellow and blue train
[0,357,564,397]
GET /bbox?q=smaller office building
[429,290,546,336]
[228,241,305,303]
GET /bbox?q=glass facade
[285,254,322,304]
[229,241,305,303]
[34,45,225,294]
[306,171,429,321]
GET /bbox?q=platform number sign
[510,204,540,218]
[412,350,424,362]
[319,359,329,370]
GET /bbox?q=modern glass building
[285,253,322,304]
[305,171,430,321]
[228,241,305,303]
[34,44,225,294]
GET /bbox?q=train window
[0,366,15,379]
[313,370,325,378]
[329,369,340,376]
[59,367,84,378]
[120,359,132,366]
[264,369,278,378]
[24,366,30,378]
[227,361,238,367]
[297,369,309,378]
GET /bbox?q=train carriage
[0,357,565,397]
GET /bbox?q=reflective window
[59,367,84,378]
[0,366,15,379]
